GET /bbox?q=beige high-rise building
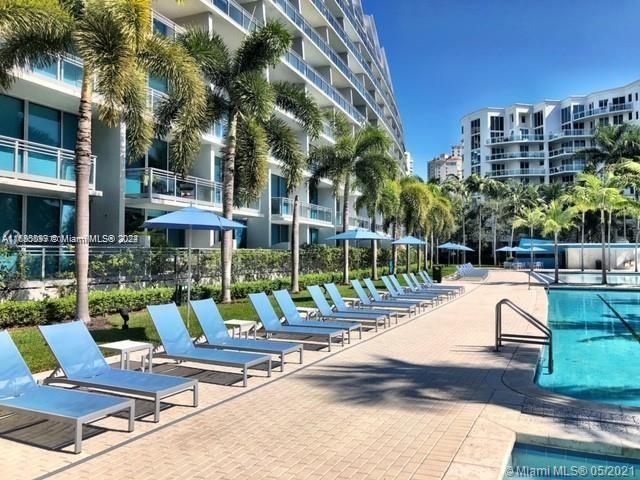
[428,146,463,182]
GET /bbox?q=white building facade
[461,80,640,184]
[0,0,405,263]
[428,146,463,182]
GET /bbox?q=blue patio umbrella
[513,246,546,272]
[143,207,246,324]
[392,236,427,273]
[327,229,387,281]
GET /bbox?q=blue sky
[364,0,640,178]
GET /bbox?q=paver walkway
[5,271,637,479]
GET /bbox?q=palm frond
[178,28,231,87]
[234,118,268,206]
[233,20,291,74]
[122,65,153,161]
[231,70,274,123]
[353,125,390,157]
[264,115,305,193]
[272,81,321,138]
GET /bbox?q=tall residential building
[404,152,413,175]
[461,79,640,184]
[0,0,405,264]
[428,145,463,182]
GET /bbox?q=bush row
[0,267,397,329]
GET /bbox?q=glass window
[271,224,289,244]
[125,208,145,234]
[309,228,319,245]
[61,201,75,236]
[147,139,168,170]
[149,75,168,93]
[309,183,319,204]
[28,103,61,178]
[271,174,287,198]
[0,94,24,173]
[26,197,60,238]
[214,156,223,183]
[0,193,22,234]
[235,219,247,248]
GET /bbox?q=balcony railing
[270,197,332,223]
[549,162,586,175]
[485,151,545,161]
[0,134,96,188]
[272,0,402,141]
[125,167,260,211]
[336,215,370,230]
[486,134,545,145]
[548,146,586,158]
[572,103,633,120]
[486,168,546,178]
[210,0,258,31]
[548,129,595,140]
[152,11,185,38]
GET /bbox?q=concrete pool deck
[3,270,640,479]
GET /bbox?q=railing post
[148,169,154,199]
[13,139,19,174]
[495,301,501,351]
[41,247,46,280]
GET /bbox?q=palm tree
[310,113,392,283]
[581,124,640,172]
[512,207,545,270]
[566,184,595,272]
[577,172,624,283]
[442,175,470,263]
[538,182,566,204]
[398,177,430,272]
[378,180,401,273]
[424,184,455,267]
[157,24,321,301]
[504,181,539,249]
[0,0,206,321]
[541,200,576,283]
[354,156,398,279]
[625,200,640,272]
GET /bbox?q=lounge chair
[456,263,488,278]
[401,273,452,300]
[307,285,387,331]
[0,330,135,454]
[363,278,424,313]
[323,283,400,325]
[419,271,465,293]
[190,298,303,372]
[389,275,443,302]
[380,276,434,309]
[249,292,345,352]
[351,279,416,316]
[39,321,198,422]
[273,289,363,342]
[148,303,272,387]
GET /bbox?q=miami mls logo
[1,229,20,246]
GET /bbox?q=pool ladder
[495,299,553,373]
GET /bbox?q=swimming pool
[536,289,640,407]
[557,272,640,286]
[505,443,640,479]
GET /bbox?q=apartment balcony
[549,162,586,175]
[125,167,261,216]
[485,134,545,145]
[0,135,98,197]
[486,168,546,179]
[335,215,370,230]
[548,146,586,158]
[152,10,185,38]
[547,129,595,140]
[270,197,332,226]
[28,54,83,90]
[485,151,545,161]
[572,103,633,121]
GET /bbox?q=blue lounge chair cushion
[204,337,300,353]
[39,321,110,379]
[190,298,233,342]
[323,283,389,316]
[0,331,37,399]
[69,368,196,392]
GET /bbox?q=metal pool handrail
[495,298,553,373]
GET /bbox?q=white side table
[100,340,154,373]
[224,319,257,339]
[296,307,318,319]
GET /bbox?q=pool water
[505,443,640,479]
[536,289,640,406]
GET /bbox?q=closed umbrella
[143,207,246,325]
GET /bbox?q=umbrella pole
[187,228,192,328]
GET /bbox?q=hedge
[0,267,398,329]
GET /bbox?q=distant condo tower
[460,79,640,184]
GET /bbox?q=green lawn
[10,267,458,373]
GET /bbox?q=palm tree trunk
[462,217,467,264]
[430,231,434,270]
[529,226,534,271]
[392,221,397,274]
[74,70,93,323]
[492,213,497,266]
[424,239,428,271]
[370,213,377,279]
[601,209,607,284]
[580,212,585,272]
[221,111,238,303]
[554,232,559,284]
[342,179,350,283]
[477,206,482,266]
[406,245,410,273]
[607,211,612,272]
[291,194,300,292]
[623,213,627,240]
